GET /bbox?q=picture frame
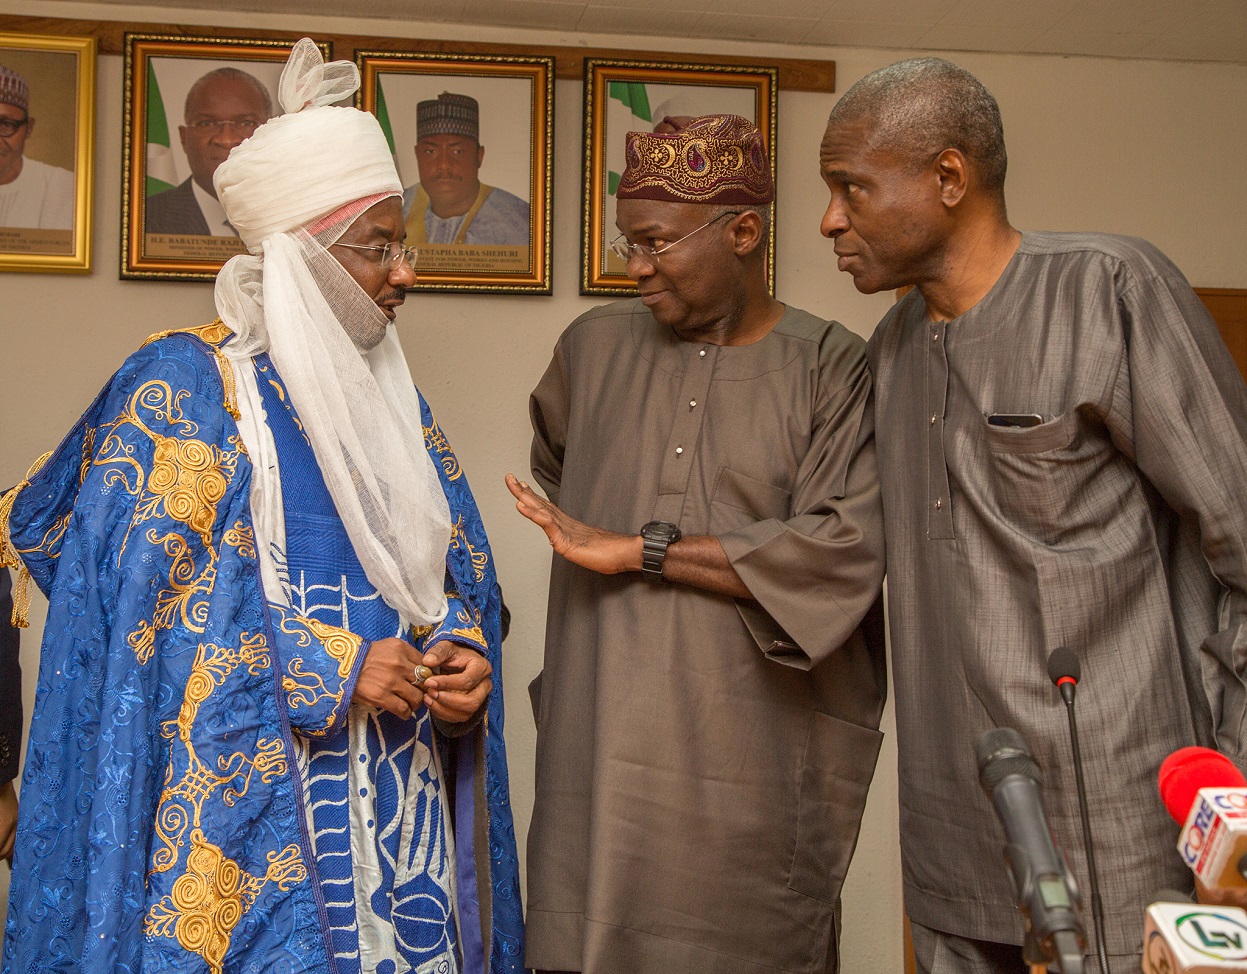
[0,32,95,274]
[356,50,553,295]
[581,59,778,296]
[121,34,330,281]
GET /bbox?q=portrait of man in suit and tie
[145,66,273,238]
[124,39,303,279]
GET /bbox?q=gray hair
[184,67,273,120]
[828,57,1007,195]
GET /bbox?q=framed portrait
[122,34,330,281]
[356,51,553,295]
[0,32,95,274]
[582,59,778,296]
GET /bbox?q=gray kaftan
[525,300,887,974]
[868,231,1247,954]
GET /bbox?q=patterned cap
[0,65,29,113]
[616,114,774,205]
[416,91,479,142]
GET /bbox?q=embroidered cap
[616,113,774,205]
[416,92,479,142]
[0,65,29,113]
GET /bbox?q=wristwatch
[640,521,682,579]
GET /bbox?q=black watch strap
[640,521,682,579]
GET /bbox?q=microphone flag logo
[1175,909,1247,959]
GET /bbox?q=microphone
[1159,747,1247,891]
[1046,646,1080,704]
[1143,896,1247,972]
[977,727,1086,973]
[1047,647,1111,974]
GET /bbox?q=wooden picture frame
[356,50,554,294]
[121,34,329,281]
[581,58,778,296]
[0,32,95,274]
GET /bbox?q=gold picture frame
[121,34,330,281]
[0,32,95,274]
[582,59,778,296]
[356,50,554,295]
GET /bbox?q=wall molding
[0,13,835,91]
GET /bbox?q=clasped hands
[352,637,491,723]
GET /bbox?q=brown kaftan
[524,300,887,974]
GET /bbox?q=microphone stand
[1056,678,1111,974]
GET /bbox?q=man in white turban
[0,39,523,974]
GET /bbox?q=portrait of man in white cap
[0,63,74,231]
[1,39,523,974]
[402,91,530,247]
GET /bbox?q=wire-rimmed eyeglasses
[185,118,263,136]
[0,115,30,138]
[331,241,419,273]
[610,210,741,266]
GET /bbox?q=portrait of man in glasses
[145,66,274,237]
[0,64,74,231]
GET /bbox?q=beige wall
[1,2,1245,969]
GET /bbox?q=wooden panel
[0,14,835,92]
[1196,288,1247,383]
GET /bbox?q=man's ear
[475,143,486,168]
[935,148,968,208]
[731,209,766,257]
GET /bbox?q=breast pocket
[709,467,791,534]
[980,409,1129,546]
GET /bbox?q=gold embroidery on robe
[422,417,462,481]
[448,515,489,582]
[146,631,302,971]
[144,829,305,974]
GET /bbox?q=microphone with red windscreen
[1159,746,1247,891]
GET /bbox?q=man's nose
[625,248,656,283]
[212,123,251,148]
[390,260,417,289]
[820,198,848,239]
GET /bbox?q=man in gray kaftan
[508,114,887,974]
[821,57,1247,973]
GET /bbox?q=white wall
[1,3,1245,970]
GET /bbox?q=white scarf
[212,38,450,627]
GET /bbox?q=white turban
[212,38,451,630]
[214,40,401,252]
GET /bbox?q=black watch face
[642,521,680,543]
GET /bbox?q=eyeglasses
[185,118,263,136]
[0,115,29,138]
[331,241,419,273]
[610,210,741,266]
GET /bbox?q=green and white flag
[145,62,178,196]
[606,81,652,195]
[375,81,397,156]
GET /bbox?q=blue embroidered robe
[0,323,523,973]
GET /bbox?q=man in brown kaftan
[507,115,887,974]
